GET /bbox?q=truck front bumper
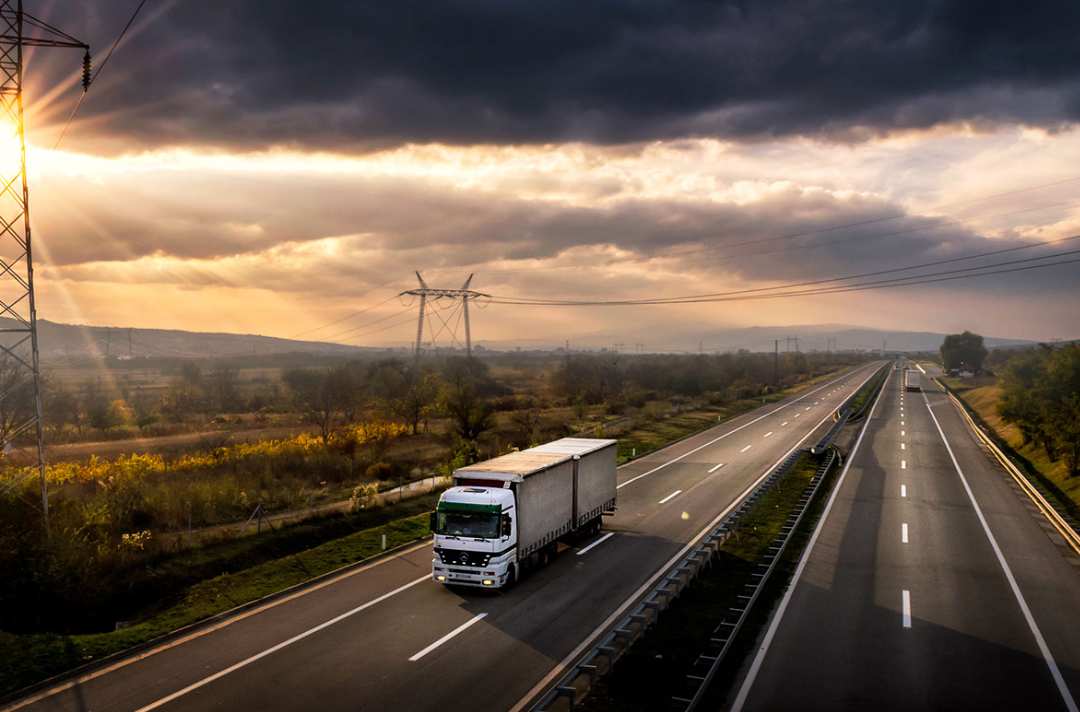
[432,561,510,588]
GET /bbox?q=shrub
[350,483,379,511]
[365,461,396,482]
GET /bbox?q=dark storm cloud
[29,0,1080,153]
[37,167,1080,299]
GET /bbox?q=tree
[205,365,241,413]
[441,382,496,441]
[370,365,439,434]
[940,331,988,372]
[130,391,159,432]
[283,367,345,442]
[510,408,542,449]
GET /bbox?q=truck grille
[435,548,491,567]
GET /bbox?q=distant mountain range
[0,318,1046,361]
[477,323,1040,354]
[0,319,379,360]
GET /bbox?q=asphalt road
[6,364,880,712]
[731,365,1080,712]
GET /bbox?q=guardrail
[939,384,1080,557]
[533,449,810,712]
[811,410,850,455]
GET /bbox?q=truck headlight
[482,580,494,586]
[436,575,446,581]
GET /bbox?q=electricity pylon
[0,1,89,531]
[400,272,488,361]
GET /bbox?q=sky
[10,0,1080,351]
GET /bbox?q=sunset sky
[16,0,1080,350]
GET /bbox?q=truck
[904,370,921,391]
[431,438,617,589]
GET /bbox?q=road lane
[733,365,1080,712]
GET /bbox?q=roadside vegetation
[0,346,867,697]
[939,340,1080,515]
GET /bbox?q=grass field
[941,376,1080,513]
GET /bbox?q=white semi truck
[904,370,921,391]
[431,438,617,589]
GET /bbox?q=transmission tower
[400,272,488,361]
[0,2,89,531]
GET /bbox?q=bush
[350,483,379,511]
[365,461,396,482]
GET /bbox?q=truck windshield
[436,511,500,538]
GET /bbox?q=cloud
[28,0,1080,154]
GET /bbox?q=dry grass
[942,377,1080,510]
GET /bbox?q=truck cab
[432,487,517,588]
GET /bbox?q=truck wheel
[506,565,516,588]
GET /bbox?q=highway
[731,365,1080,712]
[6,364,880,712]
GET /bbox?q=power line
[488,232,1080,307]
[47,0,150,154]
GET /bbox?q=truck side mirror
[430,512,437,532]
[502,514,512,538]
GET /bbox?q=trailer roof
[456,438,617,479]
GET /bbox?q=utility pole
[128,327,133,359]
[0,2,89,532]
[774,339,779,386]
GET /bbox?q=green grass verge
[0,507,433,698]
[578,452,829,711]
[940,377,1080,515]
[847,363,888,416]
[615,368,857,463]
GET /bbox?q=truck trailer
[431,438,617,589]
[904,370,921,391]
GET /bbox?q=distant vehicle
[894,363,900,370]
[904,371,921,391]
[431,438,617,589]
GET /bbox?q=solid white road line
[510,365,886,712]
[729,362,890,712]
[136,576,430,711]
[659,490,682,504]
[741,445,753,453]
[708,462,725,473]
[902,523,909,543]
[764,431,773,438]
[902,590,912,628]
[576,533,614,556]
[923,392,1079,712]
[409,613,488,662]
[901,485,907,497]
